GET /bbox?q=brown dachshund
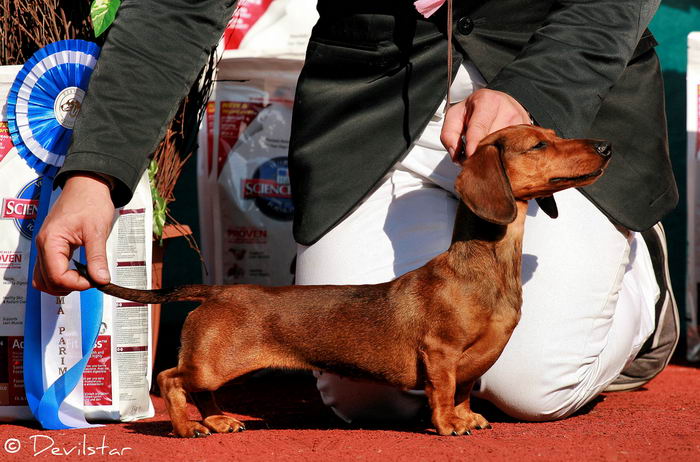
[76,124,610,437]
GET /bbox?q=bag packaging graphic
[223,0,318,57]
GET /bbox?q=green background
[649,1,700,357]
[157,2,700,373]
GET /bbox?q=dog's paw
[454,410,491,431]
[470,412,492,430]
[434,411,492,436]
[203,415,246,434]
[174,421,212,438]
[434,415,472,436]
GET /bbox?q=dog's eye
[530,141,547,151]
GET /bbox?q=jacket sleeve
[486,0,660,138]
[56,0,237,207]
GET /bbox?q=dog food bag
[0,65,35,421]
[687,31,700,362]
[207,81,267,284]
[223,0,318,58]
[84,171,154,422]
[223,0,273,50]
[198,58,302,286]
[0,64,154,424]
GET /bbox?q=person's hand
[33,174,115,295]
[441,88,531,162]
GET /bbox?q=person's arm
[442,0,660,159]
[34,0,236,295]
[57,0,236,204]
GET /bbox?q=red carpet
[1,365,698,461]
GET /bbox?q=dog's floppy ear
[455,143,517,225]
[535,196,559,219]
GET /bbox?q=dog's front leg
[420,347,468,435]
[454,382,491,431]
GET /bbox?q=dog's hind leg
[166,302,263,436]
[190,391,246,434]
[158,367,211,438]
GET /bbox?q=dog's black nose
[594,141,612,158]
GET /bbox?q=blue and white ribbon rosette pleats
[7,39,103,429]
[8,40,99,175]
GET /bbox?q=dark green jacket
[58,0,677,246]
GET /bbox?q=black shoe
[605,223,680,392]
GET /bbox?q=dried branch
[0,1,95,65]
[151,50,218,271]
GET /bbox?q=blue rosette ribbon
[7,39,100,175]
[7,39,104,429]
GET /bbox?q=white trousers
[295,101,658,422]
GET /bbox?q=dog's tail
[74,261,213,304]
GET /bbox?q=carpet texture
[1,364,698,461]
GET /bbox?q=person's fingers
[31,259,54,296]
[33,230,90,294]
[83,229,111,285]
[464,98,498,157]
[440,101,468,161]
[33,258,81,296]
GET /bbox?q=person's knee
[477,362,601,422]
[488,385,589,422]
[315,371,425,423]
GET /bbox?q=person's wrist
[63,171,115,193]
[62,173,117,211]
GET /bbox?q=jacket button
[457,16,474,35]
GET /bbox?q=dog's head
[455,124,611,225]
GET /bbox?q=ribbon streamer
[24,185,104,429]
